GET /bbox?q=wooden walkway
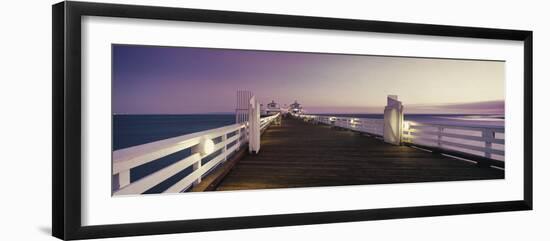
[216,116,504,191]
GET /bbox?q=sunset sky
[112,45,505,114]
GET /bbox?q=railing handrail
[408,121,504,133]
[298,114,384,136]
[112,113,281,195]
[113,123,245,174]
[299,114,382,121]
[297,113,505,162]
[404,121,505,161]
[260,113,280,130]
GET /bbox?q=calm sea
[113,114,235,151]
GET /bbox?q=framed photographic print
[52,1,533,240]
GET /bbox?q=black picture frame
[52,1,533,240]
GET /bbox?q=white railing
[298,113,505,163]
[260,113,280,131]
[299,114,384,136]
[403,121,505,161]
[112,114,280,195]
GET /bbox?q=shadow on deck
[215,116,504,191]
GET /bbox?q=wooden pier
[214,116,503,191]
[112,94,504,195]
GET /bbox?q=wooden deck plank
[216,116,503,191]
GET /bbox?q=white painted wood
[482,129,493,158]
[410,136,505,156]
[407,129,505,144]
[296,114,383,136]
[112,123,244,174]
[383,95,404,145]
[117,170,130,190]
[299,111,504,161]
[248,96,261,154]
[404,121,505,160]
[164,143,240,193]
[191,144,203,185]
[437,127,444,148]
[236,90,252,124]
[409,122,505,133]
[113,153,201,195]
[260,113,280,131]
[221,133,228,163]
[111,108,283,194]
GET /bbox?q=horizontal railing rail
[299,114,384,136]
[297,113,505,165]
[403,121,505,162]
[112,113,280,195]
[260,113,280,131]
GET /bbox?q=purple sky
[112,45,505,114]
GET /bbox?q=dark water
[113,114,235,150]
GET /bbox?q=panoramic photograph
[111,44,505,196]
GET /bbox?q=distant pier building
[266,100,281,115]
[289,100,303,114]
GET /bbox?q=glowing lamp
[198,138,215,155]
[403,121,410,131]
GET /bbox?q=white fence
[112,113,280,195]
[403,121,505,161]
[298,114,505,162]
[236,90,253,124]
[260,113,280,130]
[300,114,384,136]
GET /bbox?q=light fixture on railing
[403,121,410,131]
[197,138,215,156]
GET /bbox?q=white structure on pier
[289,100,303,114]
[236,90,253,124]
[236,90,262,153]
[248,96,261,154]
[111,90,279,195]
[262,100,282,116]
[383,95,404,145]
[296,95,504,161]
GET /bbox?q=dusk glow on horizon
[113,45,505,115]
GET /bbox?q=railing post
[248,96,261,154]
[275,114,281,126]
[236,90,253,151]
[112,170,130,192]
[482,129,493,158]
[383,95,404,145]
[190,145,203,185]
[191,137,213,185]
[437,127,444,148]
[192,160,202,185]
[222,133,228,163]
[235,127,241,151]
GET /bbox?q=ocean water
[113,114,235,151]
